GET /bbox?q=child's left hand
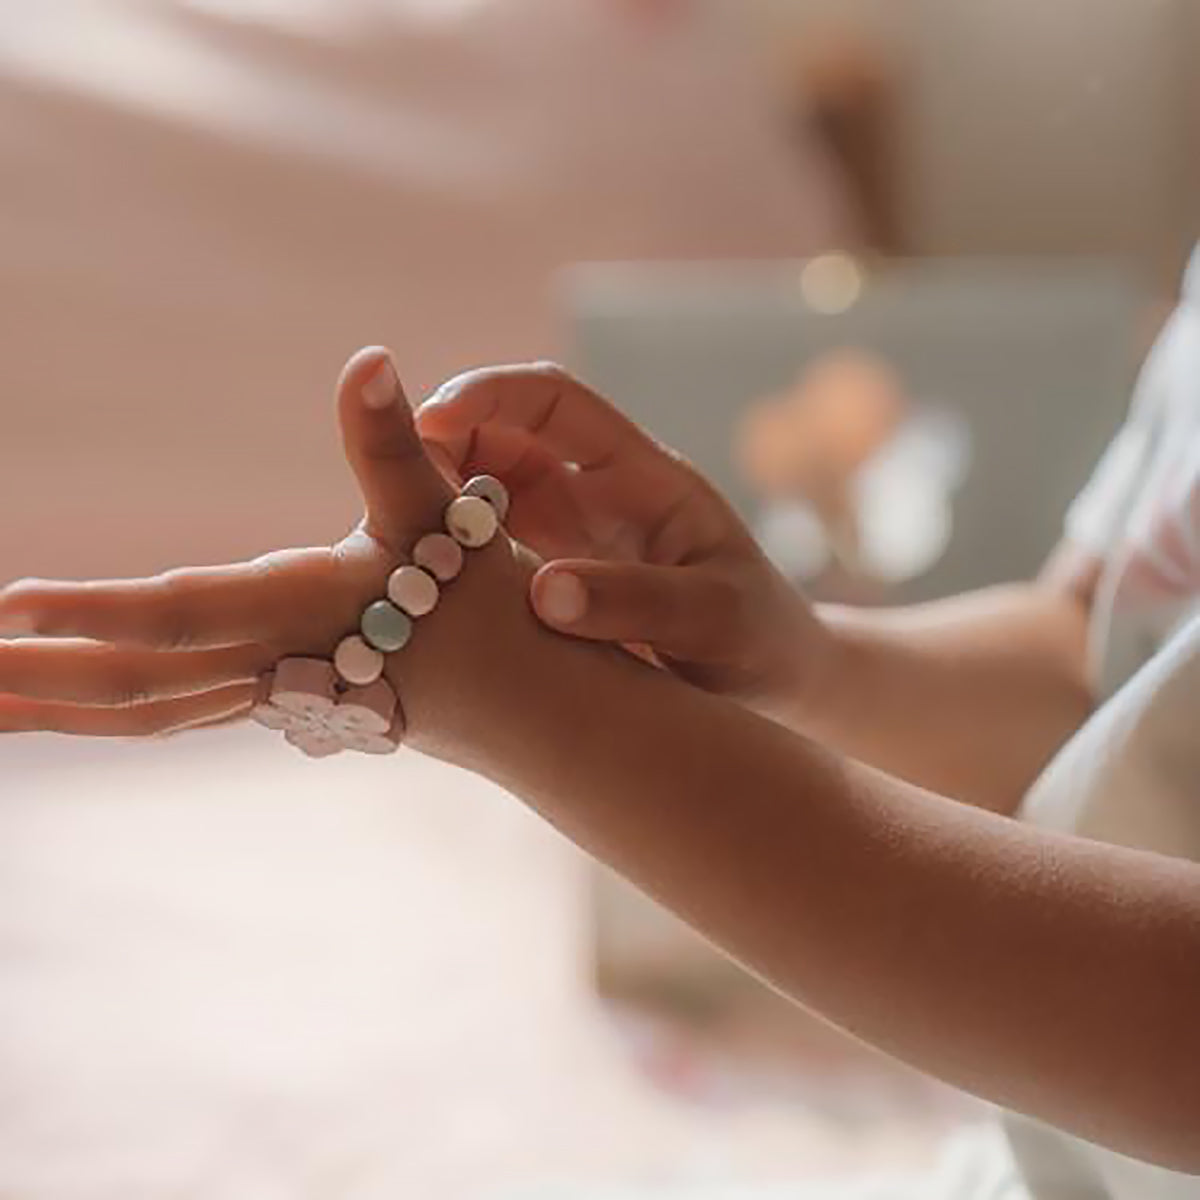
[0,348,473,738]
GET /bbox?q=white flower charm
[251,659,404,757]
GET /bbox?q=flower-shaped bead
[252,659,405,757]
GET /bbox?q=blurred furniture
[793,32,905,256]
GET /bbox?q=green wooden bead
[360,599,413,653]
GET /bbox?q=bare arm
[782,547,1101,815]
[407,549,1200,1172]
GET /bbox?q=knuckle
[440,366,491,395]
[150,576,198,651]
[127,704,171,736]
[702,574,751,650]
[262,547,336,589]
[431,365,513,407]
[104,667,155,709]
[530,360,572,384]
[282,548,367,644]
[637,574,678,631]
[300,550,358,616]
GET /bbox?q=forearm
[407,585,1200,1170]
[777,579,1095,815]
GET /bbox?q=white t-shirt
[1001,247,1200,1198]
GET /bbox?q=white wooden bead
[445,495,498,548]
[413,533,463,582]
[271,658,338,716]
[329,679,397,736]
[387,565,439,618]
[462,474,510,521]
[334,635,385,686]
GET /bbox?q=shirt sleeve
[1063,320,1177,554]
[1064,421,1151,554]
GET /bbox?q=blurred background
[0,1,1197,1196]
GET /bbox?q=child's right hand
[416,364,832,716]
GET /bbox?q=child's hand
[416,364,829,713]
[0,348,535,743]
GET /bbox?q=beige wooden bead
[334,635,385,687]
[387,565,439,618]
[445,495,498,548]
[413,533,463,582]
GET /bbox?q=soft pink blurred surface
[0,4,939,1194]
[0,733,955,1198]
[0,0,848,581]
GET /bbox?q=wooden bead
[413,533,463,582]
[462,474,510,521]
[329,679,397,736]
[334,635,385,686]
[360,600,413,653]
[445,495,498,548]
[387,565,439,618]
[271,658,338,716]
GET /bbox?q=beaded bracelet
[250,475,509,758]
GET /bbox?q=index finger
[416,363,679,477]
[0,548,351,651]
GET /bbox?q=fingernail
[538,572,587,626]
[362,355,399,410]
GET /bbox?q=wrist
[384,538,622,775]
[752,601,855,732]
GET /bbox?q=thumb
[337,347,452,548]
[531,560,739,665]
